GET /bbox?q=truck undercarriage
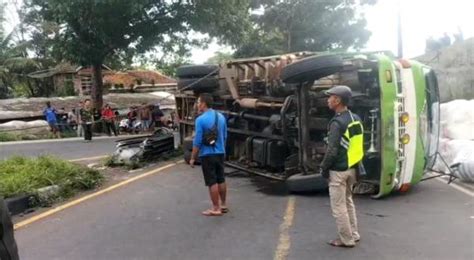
[176,53,384,192]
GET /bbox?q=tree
[0,12,44,98]
[235,0,376,58]
[30,0,254,109]
[206,51,233,64]
[0,1,11,98]
[0,1,58,98]
[425,33,453,53]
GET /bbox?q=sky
[190,0,474,63]
[3,0,473,64]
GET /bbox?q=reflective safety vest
[339,111,364,168]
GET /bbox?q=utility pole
[397,1,403,58]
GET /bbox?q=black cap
[325,85,352,105]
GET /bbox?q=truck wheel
[183,136,194,151]
[177,78,219,92]
[184,150,191,164]
[177,65,219,78]
[184,150,201,165]
[281,54,343,84]
[286,173,328,193]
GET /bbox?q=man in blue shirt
[43,101,61,138]
[190,93,228,216]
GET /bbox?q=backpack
[202,111,219,146]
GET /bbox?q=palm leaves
[0,27,42,98]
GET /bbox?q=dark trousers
[104,121,117,136]
[84,124,93,141]
[0,198,19,260]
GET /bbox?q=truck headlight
[400,112,409,124]
[400,134,410,144]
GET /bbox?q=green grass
[0,129,79,142]
[0,132,19,142]
[0,155,104,200]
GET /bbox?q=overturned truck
[176,52,440,198]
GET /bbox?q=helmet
[325,85,352,104]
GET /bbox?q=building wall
[52,74,75,96]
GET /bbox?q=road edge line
[434,177,474,197]
[0,135,148,146]
[14,160,184,230]
[274,196,296,260]
[69,155,109,162]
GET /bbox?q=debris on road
[109,128,177,167]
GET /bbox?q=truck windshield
[423,68,440,169]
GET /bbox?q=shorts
[48,121,59,132]
[201,155,225,186]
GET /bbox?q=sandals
[201,209,223,217]
[201,206,229,216]
[327,239,355,248]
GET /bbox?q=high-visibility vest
[339,111,364,168]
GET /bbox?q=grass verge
[0,155,104,205]
[0,130,78,142]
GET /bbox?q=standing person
[320,85,364,248]
[139,103,152,132]
[43,101,61,138]
[75,101,84,137]
[189,93,228,217]
[101,104,117,136]
[60,107,70,132]
[68,108,78,130]
[80,99,94,142]
[127,106,138,131]
[114,110,121,134]
[0,197,19,260]
[169,111,178,130]
[151,103,164,129]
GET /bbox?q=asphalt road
[0,137,124,160]
[14,162,474,260]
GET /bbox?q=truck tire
[184,150,191,164]
[286,173,328,193]
[177,65,219,78]
[281,54,343,84]
[177,78,219,92]
[183,136,194,151]
[184,150,201,165]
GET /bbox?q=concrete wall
[415,38,474,102]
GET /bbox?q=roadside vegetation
[0,130,78,142]
[0,155,103,203]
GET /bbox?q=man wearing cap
[320,85,364,248]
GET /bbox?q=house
[28,63,113,96]
[29,65,175,96]
[103,70,176,93]
[74,65,113,96]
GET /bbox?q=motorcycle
[119,119,142,134]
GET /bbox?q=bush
[0,155,104,199]
[0,132,18,142]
